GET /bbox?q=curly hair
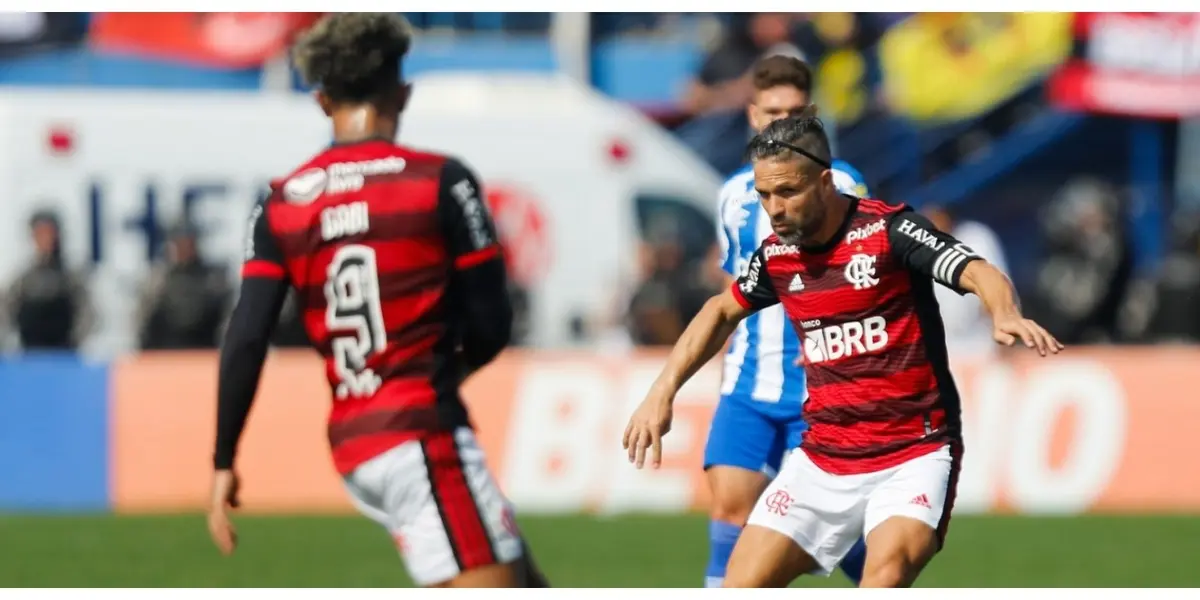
[292,13,413,103]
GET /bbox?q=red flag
[89,13,324,69]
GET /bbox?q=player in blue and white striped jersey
[704,56,868,588]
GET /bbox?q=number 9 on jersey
[325,244,388,399]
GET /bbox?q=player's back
[261,139,503,473]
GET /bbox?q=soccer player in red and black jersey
[207,14,548,588]
[624,111,1062,588]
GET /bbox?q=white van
[0,73,723,354]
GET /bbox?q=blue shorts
[703,394,807,477]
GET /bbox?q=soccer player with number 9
[208,13,548,588]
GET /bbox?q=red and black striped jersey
[732,197,981,475]
[218,139,511,475]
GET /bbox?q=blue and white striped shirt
[715,160,869,415]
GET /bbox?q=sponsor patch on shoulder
[283,168,327,204]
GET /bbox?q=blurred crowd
[0,207,536,353]
[608,181,1200,350]
[1,12,1198,353]
[10,180,1197,354]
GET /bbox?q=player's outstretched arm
[623,288,753,469]
[958,261,1063,356]
[887,210,1062,357]
[623,246,778,469]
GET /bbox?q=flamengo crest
[844,254,880,290]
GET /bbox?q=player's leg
[724,523,819,587]
[839,537,867,584]
[419,428,535,587]
[777,416,866,585]
[345,428,533,587]
[724,448,867,587]
[701,396,777,587]
[515,540,550,587]
[859,444,961,588]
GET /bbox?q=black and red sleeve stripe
[241,197,288,281]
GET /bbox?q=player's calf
[434,563,521,588]
[860,516,939,588]
[704,465,771,587]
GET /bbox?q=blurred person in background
[924,204,1009,361]
[789,13,892,127]
[877,13,1072,123]
[2,210,92,351]
[208,13,548,588]
[626,218,714,346]
[0,12,87,58]
[136,222,232,350]
[703,57,870,589]
[1145,211,1200,343]
[1032,178,1133,344]
[683,13,803,116]
[507,280,533,346]
[676,13,803,174]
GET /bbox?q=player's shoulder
[760,232,782,250]
[267,149,326,205]
[720,164,756,198]
[856,197,909,217]
[830,159,869,197]
[831,159,865,182]
[269,142,451,205]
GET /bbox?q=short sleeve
[241,198,287,280]
[438,157,502,270]
[887,210,983,295]
[730,244,780,311]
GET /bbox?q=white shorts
[747,444,960,576]
[342,427,524,586]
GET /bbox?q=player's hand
[623,391,674,470]
[207,469,241,556]
[992,314,1064,357]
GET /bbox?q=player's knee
[721,574,756,588]
[708,497,755,525]
[706,481,761,525]
[860,558,916,588]
[720,560,763,588]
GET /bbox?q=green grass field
[0,513,1196,587]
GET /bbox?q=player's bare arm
[887,210,1062,357]
[208,199,291,556]
[624,287,755,469]
[626,242,780,469]
[958,261,1063,356]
